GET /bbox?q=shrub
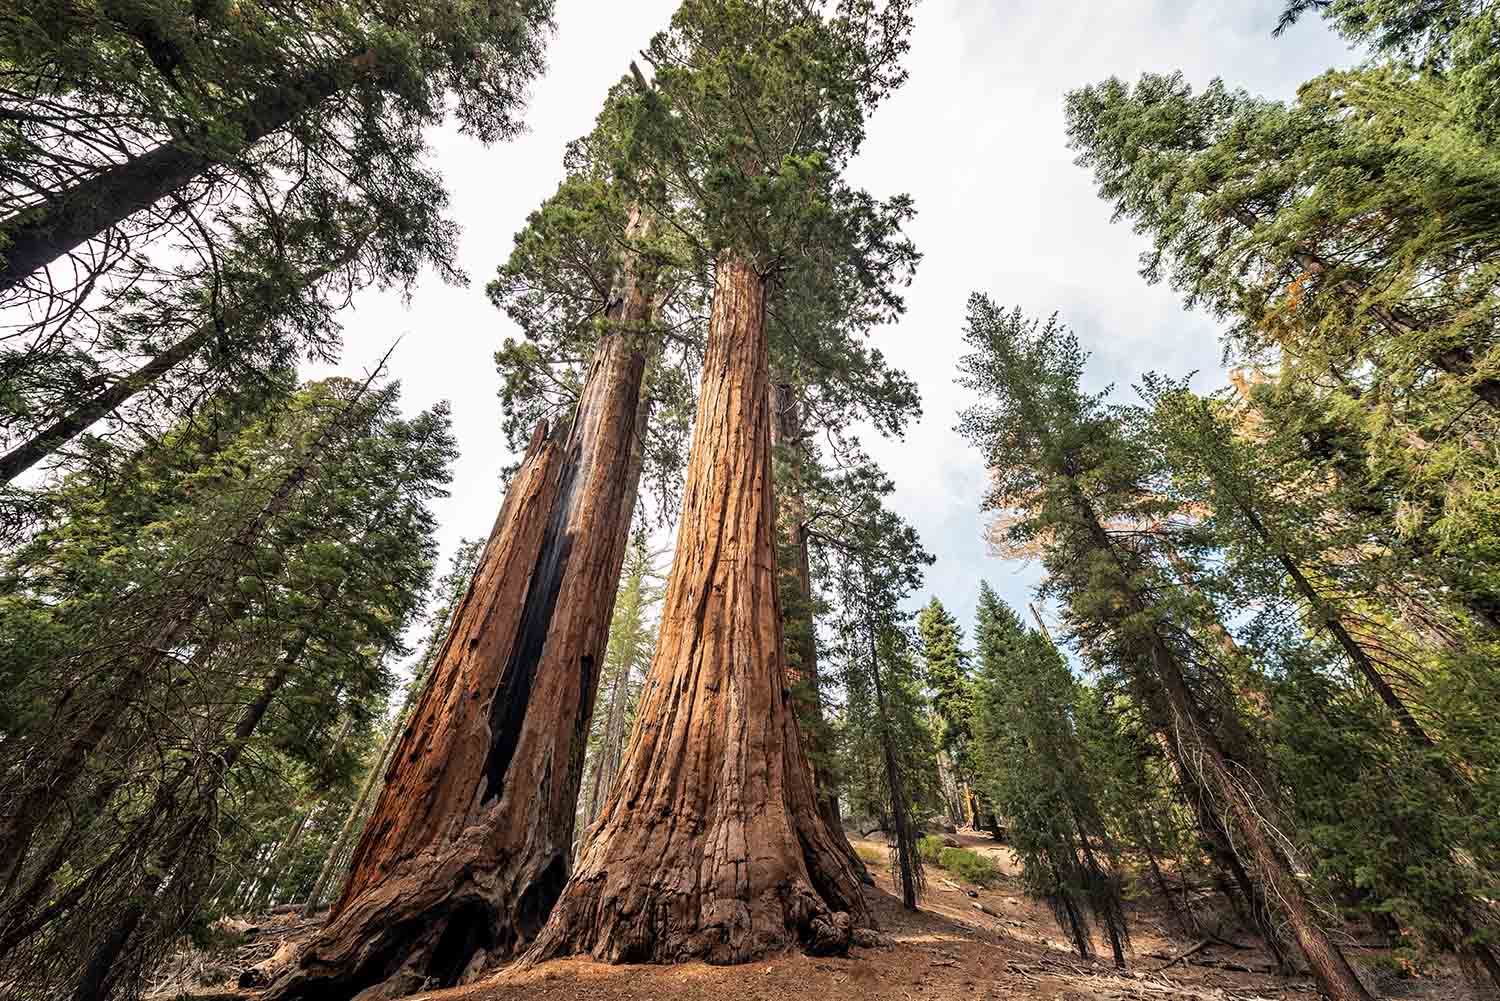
[854,842,886,865]
[938,846,1003,888]
[918,835,945,863]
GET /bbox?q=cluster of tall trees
[938,4,1500,998]
[0,1,557,998]
[7,0,1498,999]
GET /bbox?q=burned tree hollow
[526,252,869,967]
[265,282,655,1001]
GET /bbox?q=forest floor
[157,833,1484,1001]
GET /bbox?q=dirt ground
[159,833,1488,1001]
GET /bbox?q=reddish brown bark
[525,253,868,967]
[770,381,850,849]
[265,264,655,1000]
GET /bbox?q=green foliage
[0,376,453,999]
[936,847,1004,889]
[969,583,1129,962]
[1,0,553,490]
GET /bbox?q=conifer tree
[957,296,1373,1001]
[970,586,1128,966]
[0,376,451,1000]
[525,0,918,965]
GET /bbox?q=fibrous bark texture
[526,253,868,968]
[265,284,654,1000]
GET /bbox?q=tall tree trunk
[935,750,965,828]
[0,240,363,484]
[582,647,633,830]
[868,619,919,911]
[1071,485,1372,1001]
[771,380,862,874]
[525,252,867,967]
[0,63,349,293]
[266,245,656,1001]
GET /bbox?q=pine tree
[956,297,1373,1001]
[970,586,1128,966]
[0,376,451,1000]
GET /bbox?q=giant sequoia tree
[265,80,675,1001]
[523,0,917,965]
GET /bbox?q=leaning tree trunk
[525,252,868,967]
[582,646,633,829]
[265,260,656,1001]
[0,238,364,484]
[1072,488,1372,1001]
[0,63,349,293]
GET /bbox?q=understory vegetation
[1,1,1497,1000]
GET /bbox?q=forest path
[157,832,1451,1001]
[397,833,1321,1001]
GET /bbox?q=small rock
[851,928,890,949]
[805,909,853,956]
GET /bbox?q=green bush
[917,835,945,864]
[938,846,1003,888]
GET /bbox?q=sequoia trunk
[265,255,655,1000]
[770,381,853,851]
[525,252,868,967]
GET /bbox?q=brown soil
[159,834,1486,1001]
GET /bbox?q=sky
[315,0,1357,645]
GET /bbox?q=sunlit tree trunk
[266,234,656,1000]
[525,252,867,966]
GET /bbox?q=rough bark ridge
[769,381,847,846]
[265,287,654,1000]
[526,253,869,968]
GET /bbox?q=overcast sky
[316,0,1356,647]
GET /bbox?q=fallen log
[1152,938,1211,971]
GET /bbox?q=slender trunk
[868,618,918,911]
[1,242,362,483]
[1137,814,1195,935]
[525,252,867,967]
[583,648,632,829]
[1052,860,1091,959]
[0,63,349,292]
[0,366,378,887]
[1071,486,1371,1001]
[935,750,965,829]
[1232,209,1500,408]
[267,226,657,1001]
[67,644,300,999]
[771,380,862,874]
[303,710,409,917]
[252,809,311,913]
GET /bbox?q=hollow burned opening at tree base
[266,309,654,1000]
